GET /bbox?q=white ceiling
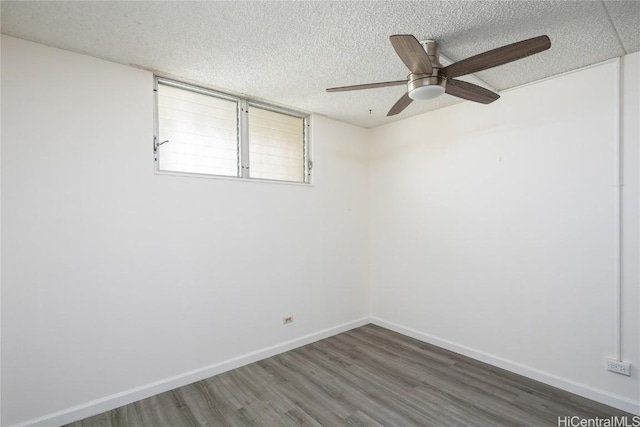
[1,1,639,128]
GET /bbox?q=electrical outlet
[607,359,631,376]
[283,316,293,325]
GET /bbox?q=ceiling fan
[326,35,551,116]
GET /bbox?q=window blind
[157,83,239,177]
[248,106,305,182]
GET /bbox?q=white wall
[620,53,640,402]
[369,55,640,412]
[0,36,370,426]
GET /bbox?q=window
[248,105,305,182]
[154,77,310,183]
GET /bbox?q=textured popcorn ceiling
[1,1,639,128]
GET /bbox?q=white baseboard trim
[371,317,640,416]
[11,317,371,427]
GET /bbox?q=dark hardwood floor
[66,324,632,426]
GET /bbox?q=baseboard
[10,317,371,427]
[371,317,640,416]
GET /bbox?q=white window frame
[154,76,311,184]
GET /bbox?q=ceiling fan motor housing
[408,40,446,100]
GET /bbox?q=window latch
[153,137,169,153]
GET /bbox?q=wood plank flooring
[66,325,632,426]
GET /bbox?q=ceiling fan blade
[326,80,407,93]
[441,35,551,79]
[390,35,433,75]
[445,79,500,104]
[387,92,413,116]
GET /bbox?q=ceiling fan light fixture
[409,84,445,100]
[407,74,446,101]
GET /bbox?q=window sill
[153,169,313,187]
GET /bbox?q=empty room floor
[66,325,631,427]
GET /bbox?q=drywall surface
[620,52,640,403]
[369,56,640,409]
[0,36,370,426]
